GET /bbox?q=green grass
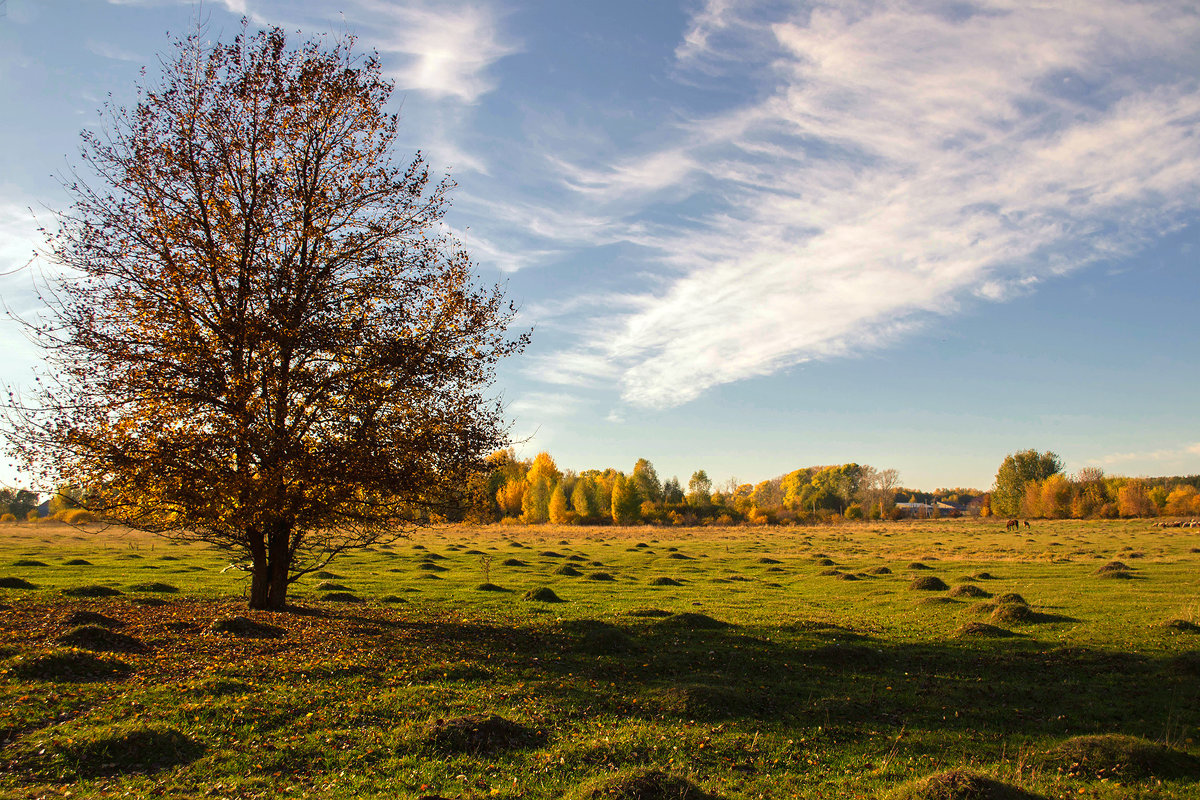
[0,517,1198,798]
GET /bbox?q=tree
[570,476,597,519]
[686,470,713,507]
[547,482,569,524]
[4,27,526,610]
[611,474,642,525]
[662,477,684,504]
[991,450,1064,517]
[858,467,900,520]
[631,458,663,504]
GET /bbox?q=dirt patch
[209,615,285,639]
[910,576,949,591]
[888,768,1046,799]
[423,713,544,755]
[55,625,148,654]
[1044,734,1200,779]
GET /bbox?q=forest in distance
[469,448,1200,528]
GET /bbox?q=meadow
[0,518,1198,799]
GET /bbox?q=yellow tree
[1165,485,1200,516]
[4,28,526,609]
[548,482,569,524]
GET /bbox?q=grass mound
[312,570,340,579]
[870,566,893,574]
[501,558,529,567]
[63,559,93,566]
[624,607,672,618]
[910,576,949,591]
[62,584,122,598]
[0,576,37,589]
[378,595,407,604]
[1167,652,1200,676]
[524,587,565,602]
[814,558,835,566]
[475,582,508,592]
[888,768,1045,799]
[836,572,861,581]
[908,562,933,570]
[12,559,48,567]
[1097,560,1131,572]
[649,577,682,586]
[539,550,565,558]
[321,591,363,603]
[818,568,843,576]
[5,648,130,682]
[25,723,205,777]
[65,610,124,628]
[423,713,544,755]
[565,620,637,654]
[996,593,1027,605]
[554,565,583,576]
[1094,568,1135,579]
[316,581,352,591]
[127,582,179,593]
[954,622,1017,638]
[578,768,723,799]
[586,571,616,581]
[972,572,997,580]
[1163,618,1200,633]
[1045,734,1200,779]
[55,625,147,654]
[209,616,285,639]
[417,563,448,572]
[949,584,991,598]
[756,557,782,564]
[989,603,1039,624]
[657,612,730,631]
[666,552,693,560]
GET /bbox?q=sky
[1,0,1199,492]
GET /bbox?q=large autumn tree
[5,27,526,609]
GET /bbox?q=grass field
[1,518,1198,799]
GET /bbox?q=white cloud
[1092,444,1200,468]
[358,0,517,103]
[540,1,1200,408]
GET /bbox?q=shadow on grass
[369,611,1199,748]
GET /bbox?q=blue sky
[1,0,1199,491]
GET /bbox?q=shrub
[59,508,99,525]
[0,513,15,522]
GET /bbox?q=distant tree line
[471,452,919,526]
[988,449,1200,519]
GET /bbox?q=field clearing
[1,518,1198,799]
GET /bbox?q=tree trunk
[266,521,290,610]
[248,531,269,609]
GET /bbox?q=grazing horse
[1023,520,1031,528]
[1006,518,1019,531]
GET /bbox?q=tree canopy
[991,450,1064,517]
[5,27,526,609]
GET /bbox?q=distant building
[895,501,963,518]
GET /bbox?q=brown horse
[1006,518,1019,531]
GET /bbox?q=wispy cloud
[539,1,1200,408]
[1092,443,1200,469]
[358,0,517,103]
